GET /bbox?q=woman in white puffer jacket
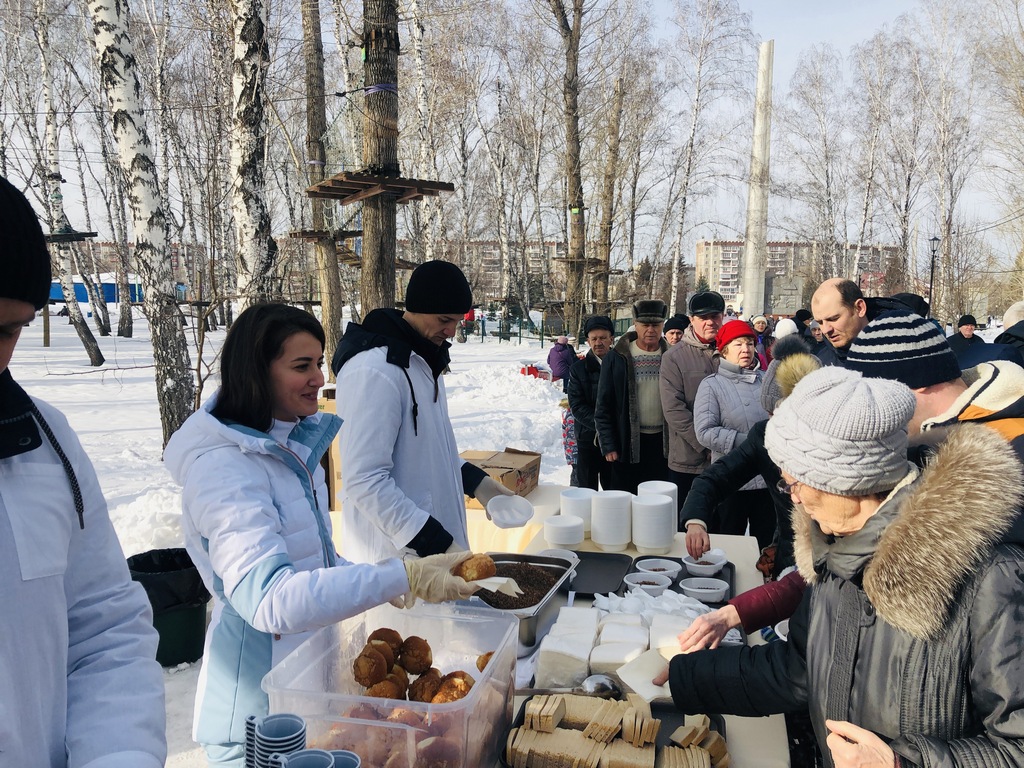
[692,320,775,550]
[164,304,476,768]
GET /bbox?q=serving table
[511,527,791,768]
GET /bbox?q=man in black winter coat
[566,315,615,490]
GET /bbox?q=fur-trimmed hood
[792,423,1024,639]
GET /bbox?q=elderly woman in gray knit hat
[659,365,1024,768]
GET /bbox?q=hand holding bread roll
[403,551,479,605]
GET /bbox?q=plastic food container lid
[486,494,535,528]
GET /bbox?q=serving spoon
[516,673,623,700]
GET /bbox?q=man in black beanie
[0,176,167,766]
[331,260,514,564]
[567,315,615,490]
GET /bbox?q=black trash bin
[127,547,211,667]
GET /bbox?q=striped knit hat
[845,310,960,389]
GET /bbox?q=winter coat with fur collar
[667,423,1024,768]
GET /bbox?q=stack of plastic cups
[245,715,259,768]
[631,493,675,555]
[254,713,307,768]
[590,490,632,551]
[559,487,596,535]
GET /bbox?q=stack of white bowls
[631,493,675,555]
[637,480,678,515]
[544,514,585,549]
[559,487,596,534]
[590,490,632,551]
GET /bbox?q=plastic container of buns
[262,601,518,768]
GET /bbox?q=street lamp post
[927,236,940,318]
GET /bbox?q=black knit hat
[0,176,51,310]
[633,299,668,324]
[957,314,978,328]
[846,310,961,389]
[664,314,690,333]
[583,315,614,335]
[404,260,472,314]
[687,291,725,317]
[794,308,813,325]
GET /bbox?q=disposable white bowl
[623,572,672,597]
[538,548,581,565]
[637,480,678,511]
[682,552,727,577]
[678,577,729,602]
[775,619,790,642]
[559,487,596,533]
[486,494,534,529]
[634,558,682,581]
[631,494,675,555]
[544,515,584,548]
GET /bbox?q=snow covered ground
[8,309,572,766]
[9,309,1006,764]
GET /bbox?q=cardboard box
[318,388,342,511]
[460,447,541,509]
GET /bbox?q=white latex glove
[403,551,480,606]
[475,475,516,511]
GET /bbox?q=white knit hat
[773,318,799,338]
[764,366,916,496]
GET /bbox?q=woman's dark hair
[212,303,326,432]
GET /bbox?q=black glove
[406,515,454,557]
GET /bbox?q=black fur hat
[633,299,668,324]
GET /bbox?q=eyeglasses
[776,478,801,495]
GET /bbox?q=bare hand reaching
[685,523,711,560]
[676,605,741,653]
[825,720,895,768]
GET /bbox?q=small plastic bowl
[543,515,584,548]
[623,572,672,596]
[678,577,729,602]
[634,558,682,581]
[486,494,534,529]
[682,552,727,577]
[775,619,790,642]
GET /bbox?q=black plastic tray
[557,550,633,597]
[623,556,736,606]
[500,695,725,766]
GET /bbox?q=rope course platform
[306,172,454,206]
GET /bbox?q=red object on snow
[520,365,552,381]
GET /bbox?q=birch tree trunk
[36,0,105,365]
[229,0,276,306]
[86,0,195,444]
[595,77,624,316]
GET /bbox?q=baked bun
[389,664,410,690]
[386,707,423,728]
[368,627,404,656]
[430,671,475,703]
[408,671,443,703]
[353,648,389,687]
[476,651,494,673]
[417,736,462,768]
[399,635,433,674]
[365,679,403,699]
[342,703,380,721]
[366,639,395,670]
[453,553,496,581]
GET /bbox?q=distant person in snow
[165,302,478,766]
[945,314,986,361]
[0,175,167,767]
[547,334,579,390]
[331,261,515,565]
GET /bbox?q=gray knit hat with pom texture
[765,366,916,496]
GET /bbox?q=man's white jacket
[0,375,166,768]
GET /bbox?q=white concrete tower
[741,40,773,316]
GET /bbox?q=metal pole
[928,243,938,317]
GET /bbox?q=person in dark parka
[567,315,615,490]
[657,366,1024,768]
